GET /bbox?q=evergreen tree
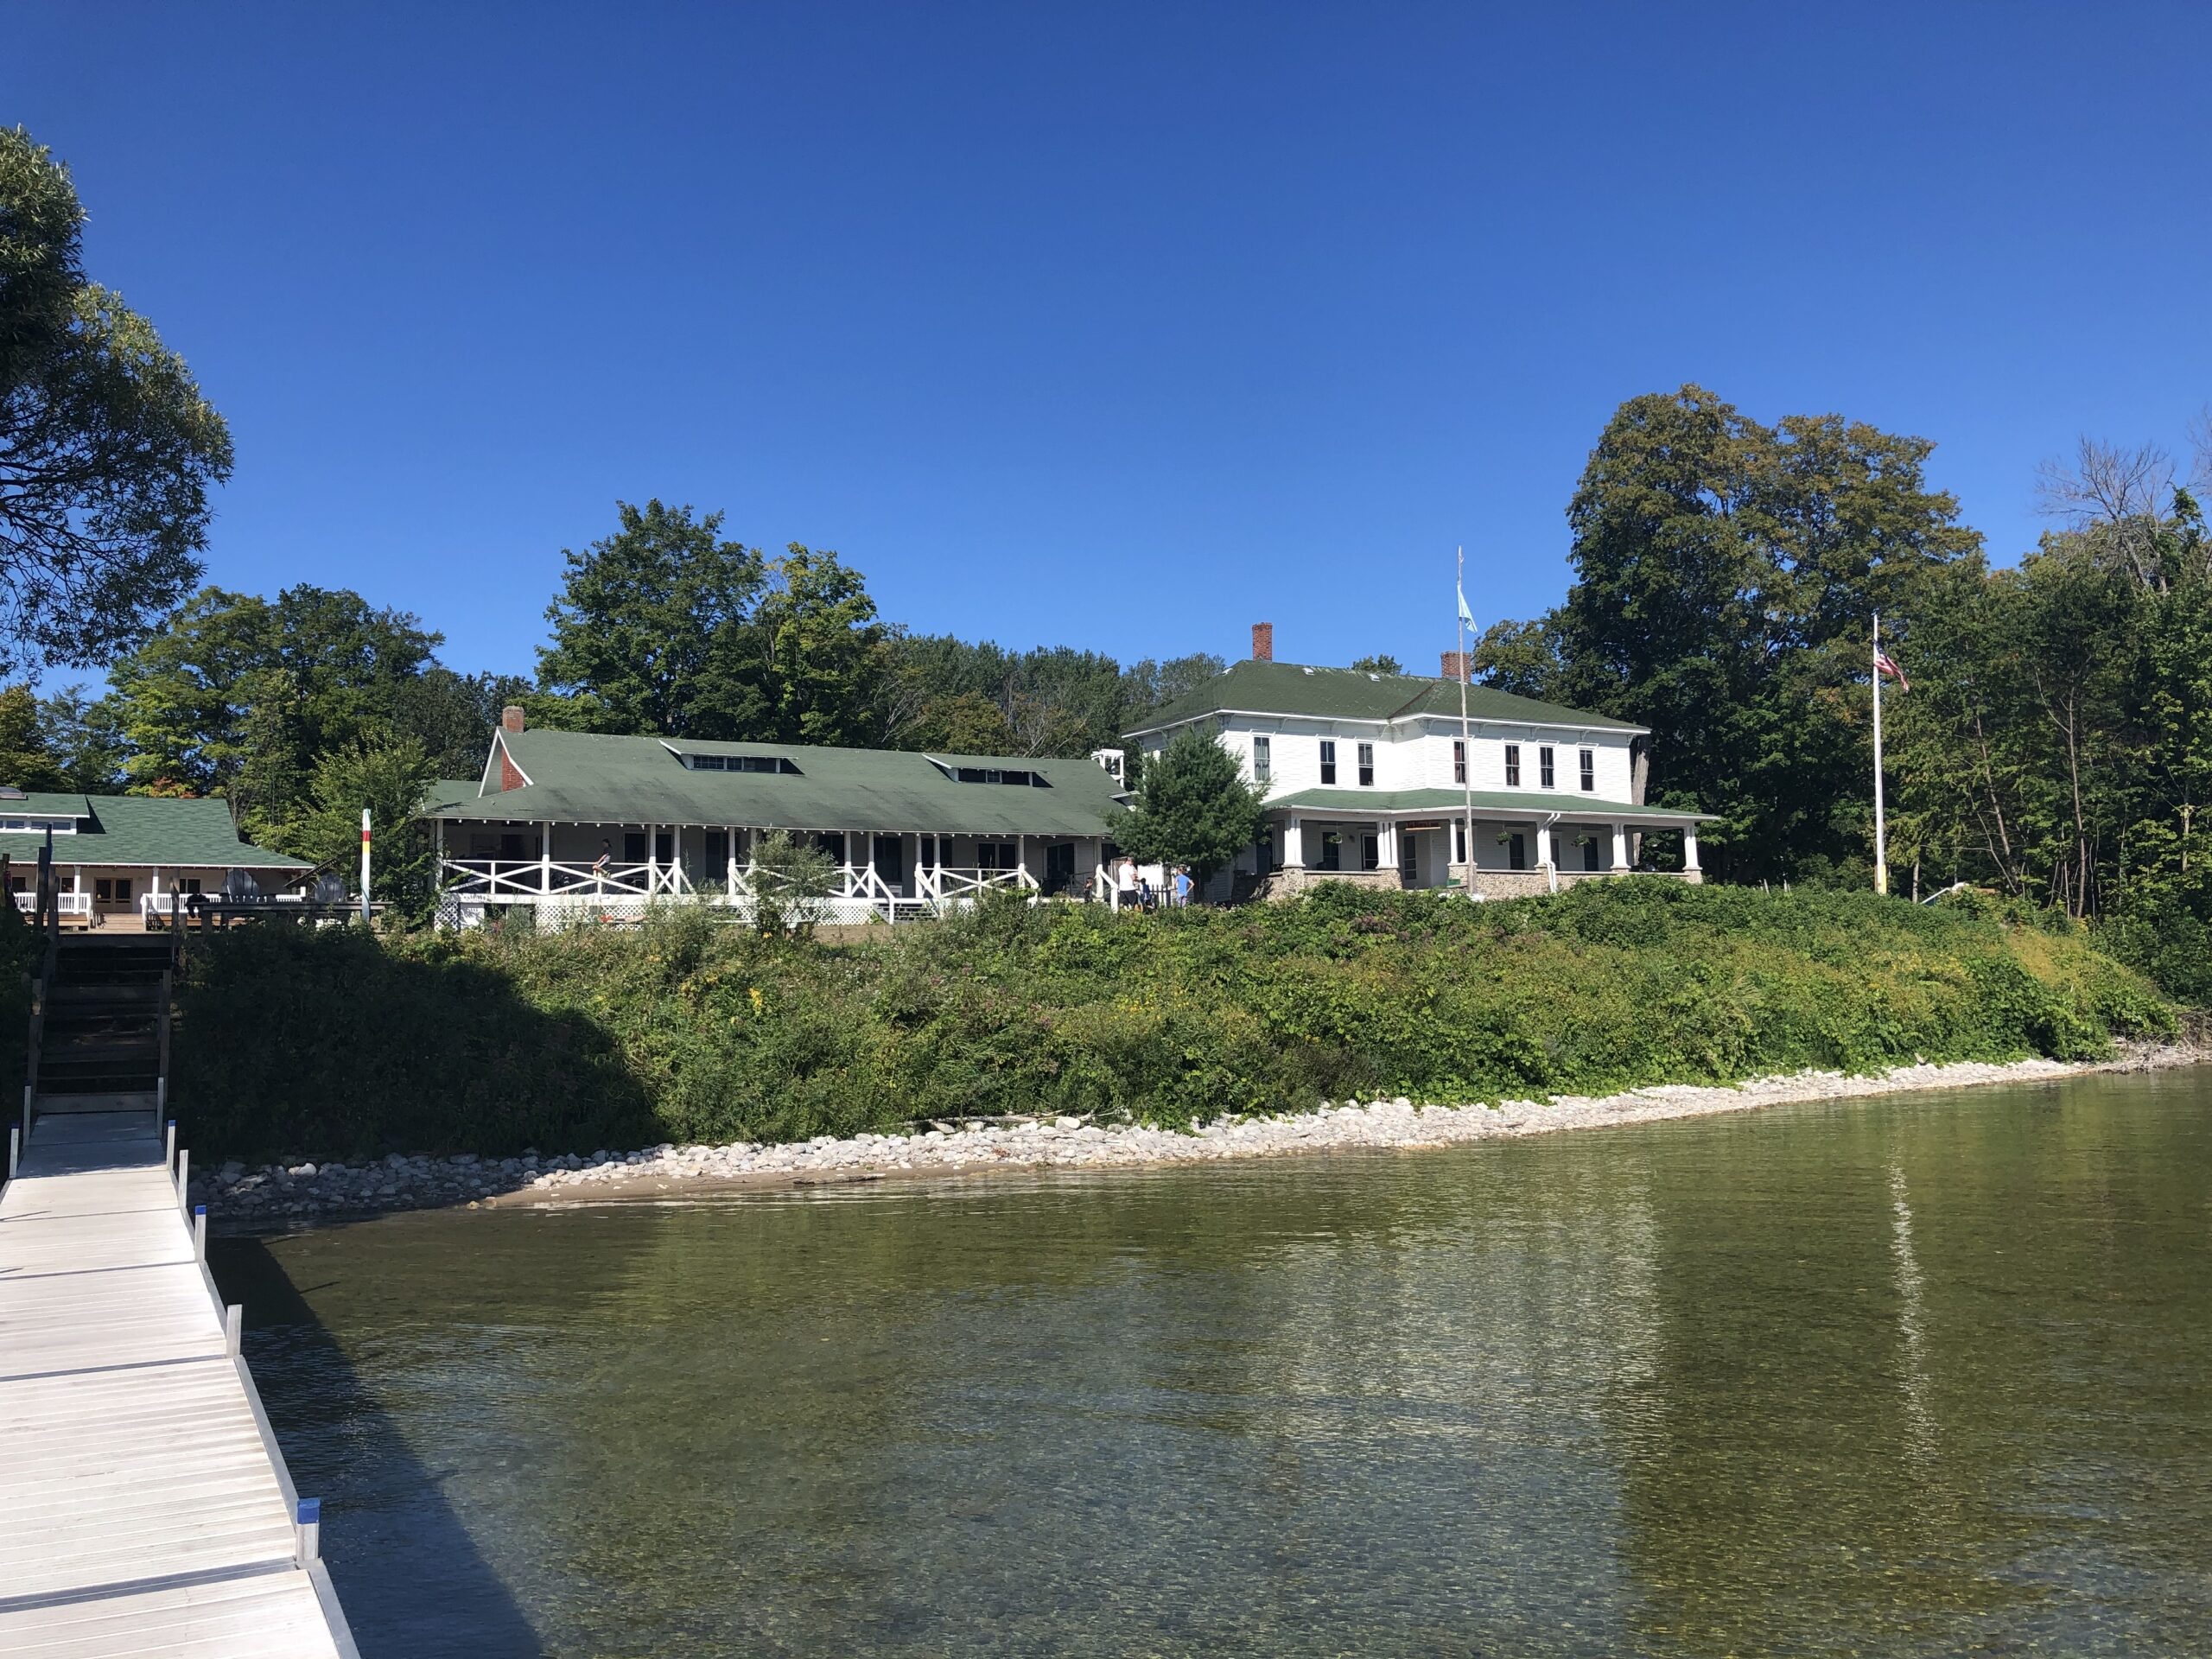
[1115,727,1266,883]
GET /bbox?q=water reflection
[223,1069,2212,1657]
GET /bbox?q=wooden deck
[0,1113,359,1657]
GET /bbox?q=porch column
[541,823,552,894]
[645,823,658,893]
[1611,823,1630,872]
[1681,823,1700,873]
[1377,818,1396,874]
[1017,835,1030,886]
[1281,815,1304,870]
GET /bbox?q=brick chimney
[500,705,525,734]
[1251,622,1274,662]
[1440,651,1470,683]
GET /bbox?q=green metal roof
[1126,659,1642,735]
[1267,786,1708,820]
[0,795,311,869]
[425,730,1130,837]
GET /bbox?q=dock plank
[0,1119,358,1657]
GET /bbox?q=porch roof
[1267,786,1709,821]
[0,795,310,870]
[426,730,1128,838]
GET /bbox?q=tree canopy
[0,128,232,677]
[1477,385,1980,883]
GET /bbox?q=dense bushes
[170,880,2176,1160]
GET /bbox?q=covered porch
[1251,798,1707,901]
[434,817,1107,926]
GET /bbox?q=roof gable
[1124,658,1641,735]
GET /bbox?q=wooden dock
[0,1111,359,1657]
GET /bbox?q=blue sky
[10,3,2211,683]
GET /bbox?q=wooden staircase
[31,938,175,1115]
[16,841,179,1151]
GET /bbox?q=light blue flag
[1456,580,1474,627]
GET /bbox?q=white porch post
[541,823,552,895]
[1017,834,1029,887]
[1377,818,1396,874]
[1281,815,1304,870]
[1611,823,1630,872]
[727,828,739,899]
[1682,823,1700,873]
[645,823,658,893]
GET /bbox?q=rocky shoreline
[190,1042,2205,1228]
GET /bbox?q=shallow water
[214,1066,2212,1657]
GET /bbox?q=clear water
[213,1067,2212,1656]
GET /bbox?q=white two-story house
[1119,626,1711,899]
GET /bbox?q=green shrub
[169,881,2177,1160]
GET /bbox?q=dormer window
[686,753,801,774]
[951,767,1050,787]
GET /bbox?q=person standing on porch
[1115,855,1138,912]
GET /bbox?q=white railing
[440,859,693,899]
[12,890,91,918]
[916,866,1037,906]
[439,857,1047,926]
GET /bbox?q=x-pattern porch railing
[438,857,1039,921]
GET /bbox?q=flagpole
[1458,546,1474,901]
[1872,612,1887,897]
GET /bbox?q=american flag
[1875,650,1910,693]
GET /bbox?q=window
[1452,820,1466,863]
[814,832,847,865]
[177,878,201,895]
[976,842,1020,871]
[1503,743,1520,787]
[1356,742,1375,786]
[623,832,646,862]
[1319,740,1338,786]
[1453,740,1466,785]
[0,816,73,834]
[1539,746,1556,790]
[704,830,729,868]
[952,766,1048,787]
[1579,748,1596,792]
[1360,833,1380,871]
[1252,734,1271,784]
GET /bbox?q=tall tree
[35,683,128,791]
[535,500,768,738]
[1480,386,1979,882]
[0,685,65,791]
[751,545,890,746]
[0,128,232,676]
[105,585,444,838]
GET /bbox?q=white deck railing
[437,858,1043,925]
[10,890,91,918]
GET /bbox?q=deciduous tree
[0,128,232,676]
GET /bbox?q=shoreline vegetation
[145,880,2188,1222]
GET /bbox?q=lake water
[213,1067,2212,1657]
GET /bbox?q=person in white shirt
[1114,855,1138,911]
